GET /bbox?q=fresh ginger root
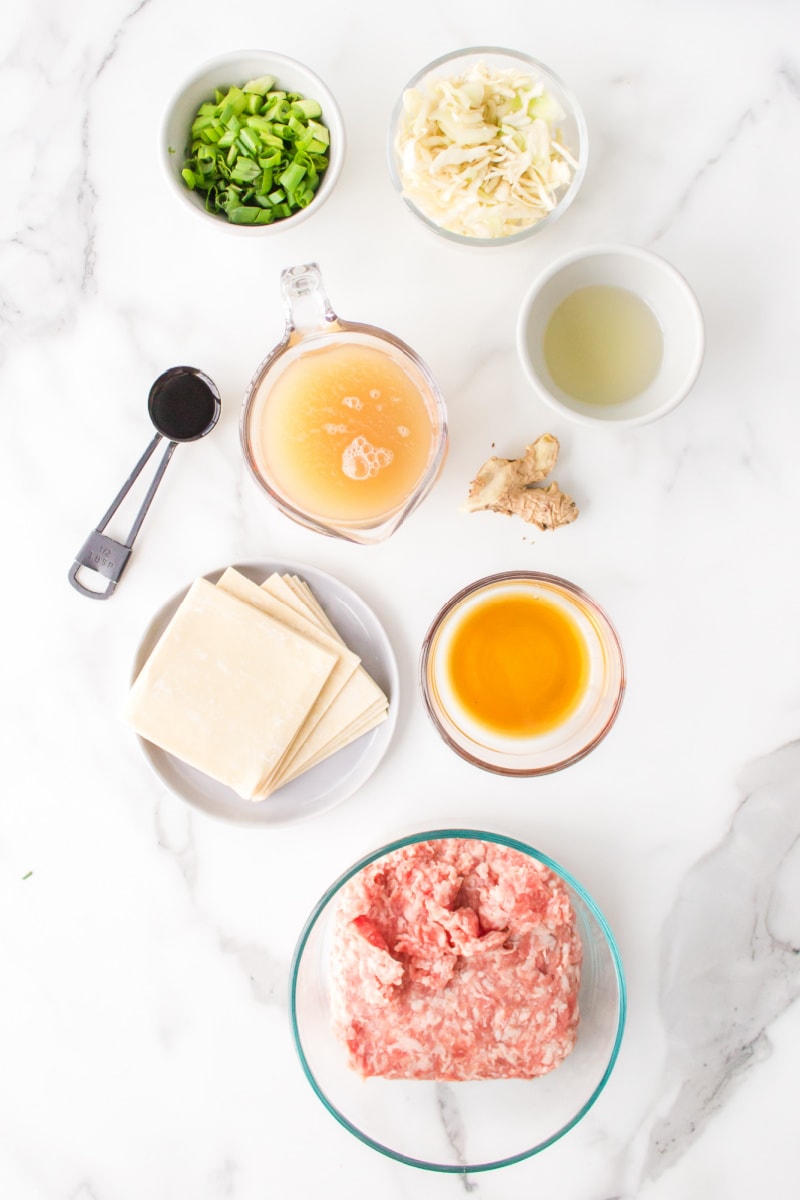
[461,434,578,531]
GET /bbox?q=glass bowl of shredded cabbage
[388,48,587,246]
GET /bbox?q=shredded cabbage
[395,63,578,239]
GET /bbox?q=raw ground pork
[329,838,582,1080]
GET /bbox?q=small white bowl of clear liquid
[516,244,705,428]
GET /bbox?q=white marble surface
[3,1,800,1195]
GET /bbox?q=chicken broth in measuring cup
[248,339,438,525]
[241,263,448,543]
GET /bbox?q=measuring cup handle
[280,263,339,337]
[68,437,178,599]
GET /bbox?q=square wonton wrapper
[252,574,389,797]
[215,568,361,792]
[126,577,337,799]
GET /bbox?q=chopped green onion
[230,158,261,184]
[228,206,261,224]
[279,161,306,191]
[181,78,331,225]
[237,127,261,156]
[243,74,277,95]
[307,120,329,146]
[291,98,322,120]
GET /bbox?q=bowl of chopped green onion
[162,50,345,232]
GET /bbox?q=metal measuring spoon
[68,365,221,599]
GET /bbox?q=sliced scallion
[181,77,331,225]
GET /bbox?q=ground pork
[329,837,582,1080]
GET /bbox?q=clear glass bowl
[290,828,626,1172]
[420,572,625,775]
[387,47,588,247]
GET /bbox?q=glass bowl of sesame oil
[420,572,625,775]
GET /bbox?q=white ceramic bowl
[388,47,587,247]
[517,244,705,427]
[160,50,345,234]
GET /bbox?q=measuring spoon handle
[68,435,178,599]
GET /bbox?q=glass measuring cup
[240,263,448,544]
[68,366,221,599]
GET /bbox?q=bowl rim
[160,48,346,234]
[387,45,588,248]
[289,826,627,1173]
[419,571,626,775]
[516,241,706,427]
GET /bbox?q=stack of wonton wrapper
[126,568,389,800]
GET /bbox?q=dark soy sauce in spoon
[148,368,221,441]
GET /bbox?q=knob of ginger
[461,434,578,531]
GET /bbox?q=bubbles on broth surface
[342,436,394,480]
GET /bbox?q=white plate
[130,560,399,825]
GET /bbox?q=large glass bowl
[387,47,588,247]
[420,572,625,775]
[290,829,626,1172]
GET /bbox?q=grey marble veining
[645,739,800,1181]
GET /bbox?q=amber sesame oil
[445,590,590,738]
